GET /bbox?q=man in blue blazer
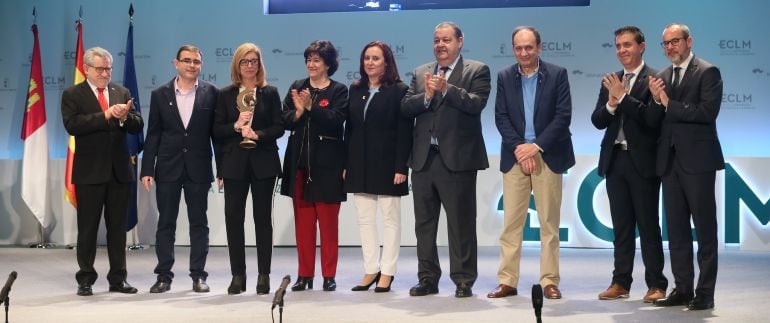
[648,23,724,311]
[140,45,219,293]
[489,26,574,300]
[62,47,144,296]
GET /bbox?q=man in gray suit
[401,21,491,298]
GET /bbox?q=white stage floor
[0,246,768,322]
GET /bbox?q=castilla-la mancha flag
[21,22,50,227]
[64,19,85,209]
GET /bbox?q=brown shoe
[598,283,629,300]
[643,287,666,303]
[487,284,518,298]
[543,284,562,299]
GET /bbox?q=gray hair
[663,23,691,39]
[83,47,113,66]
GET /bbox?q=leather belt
[614,143,628,151]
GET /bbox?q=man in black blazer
[591,26,668,303]
[61,47,143,296]
[402,21,491,298]
[648,23,724,311]
[141,45,219,293]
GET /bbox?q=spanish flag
[64,18,85,209]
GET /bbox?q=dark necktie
[439,66,450,77]
[672,67,682,89]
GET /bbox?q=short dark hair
[512,26,541,45]
[435,21,463,39]
[176,44,201,60]
[614,26,645,44]
[354,41,401,89]
[304,40,339,77]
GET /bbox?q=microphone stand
[3,295,9,323]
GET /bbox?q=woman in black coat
[280,40,348,292]
[213,43,283,295]
[345,41,412,292]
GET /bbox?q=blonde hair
[230,43,267,87]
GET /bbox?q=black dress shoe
[687,295,715,310]
[455,283,473,298]
[352,272,380,291]
[193,278,210,293]
[150,280,172,293]
[291,276,313,291]
[374,275,394,293]
[109,281,138,294]
[228,275,246,295]
[653,288,693,307]
[77,285,93,296]
[409,279,439,296]
[323,277,337,291]
[256,274,270,295]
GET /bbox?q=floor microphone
[532,284,543,323]
[0,271,17,301]
[272,275,291,309]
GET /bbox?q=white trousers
[353,193,401,276]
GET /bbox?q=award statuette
[236,88,258,149]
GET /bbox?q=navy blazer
[495,59,575,174]
[651,55,724,175]
[591,64,663,178]
[61,81,144,184]
[141,79,219,183]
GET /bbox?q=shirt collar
[674,52,694,71]
[624,60,645,75]
[174,76,198,94]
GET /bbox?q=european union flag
[124,7,144,231]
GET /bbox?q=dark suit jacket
[61,81,144,184]
[344,81,412,196]
[140,79,219,183]
[495,59,575,174]
[280,78,349,202]
[401,56,490,172]
[591,64,663,178]
[651,56,725,175]
[213,84,284,180]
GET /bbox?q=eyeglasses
[88,65,112,74]
[179,58,202,66]
[660,37,686,48]
[239,58,260,66]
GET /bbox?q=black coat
[280,78,349,202]
[344,81,412,196]
[213,84,284,180]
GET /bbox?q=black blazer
[401,56,491,172]
[141,79,219,183]
[280,78,349,202]
[61,81,143,184]
[651,56,725,175]
[591,64,663,178]
[213,84,284,180]
[344,81,412,196]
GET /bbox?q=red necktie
[97,88,108,112]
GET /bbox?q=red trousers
[293,170,340,278]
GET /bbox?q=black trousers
[153,169,210,282]
[662,150,718,299]
[223,176,276,276]
[75,176,130,286]
[412,148,478,286]
[605,148,667,291]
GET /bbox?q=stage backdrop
[1,0,768,250]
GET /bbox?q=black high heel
[228,275,246,295]
[291,276,313,291]
[374,275,394,293]
[351,272,381,291]
[323,277,337,291]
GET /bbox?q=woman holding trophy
[213,42,283,295]
[280,40,349,292]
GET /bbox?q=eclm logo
[64,50,78,63]
[719,39,753,56]
[214,47,234,63]
[492,43,514,59]
[393,44,408,60]
[198,73,217,83]
[345,71,361,82]
[0,77,15,93]
[722,92,754,110]
[44,75,66,91]
[541,41,574,58]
